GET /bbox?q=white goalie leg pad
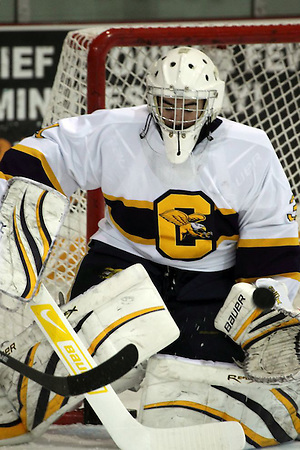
[214,282,300,382]
[0,319,82,445]
[0,385,32,446]
[0,263,179,444]
[138,354,300,448]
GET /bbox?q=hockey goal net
[41,21,300,304]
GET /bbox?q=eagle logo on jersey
[159,209,213,241]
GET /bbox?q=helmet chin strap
[139,113,153,139]
[177,133,181,157]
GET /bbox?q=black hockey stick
[0,343,138,396]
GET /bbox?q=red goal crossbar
[87,23,300,112]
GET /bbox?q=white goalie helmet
[146,47,225,164]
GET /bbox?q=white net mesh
[41,23,300,304]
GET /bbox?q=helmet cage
[147,86,218,135]
[145,47,225,164]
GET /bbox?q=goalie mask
[146,47,225,164]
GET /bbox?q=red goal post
[42,21,300,301]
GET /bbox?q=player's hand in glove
[215,279,300,383]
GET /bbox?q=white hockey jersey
[0,105,299,297]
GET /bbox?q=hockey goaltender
[0,46,300,449]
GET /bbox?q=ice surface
[1,423,300,449]
[1,424,116,449]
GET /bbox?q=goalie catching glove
[214,279,300,383]
[0,264,179,446]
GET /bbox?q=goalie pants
[70,240,244,363]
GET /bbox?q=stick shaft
[0,345,138,397]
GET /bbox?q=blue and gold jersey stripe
[0,144,64,194]
[236,237,300,282]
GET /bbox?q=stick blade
[149,421,245,450]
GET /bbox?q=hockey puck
[252,287,276,310]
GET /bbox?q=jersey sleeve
[0,115,104,200]
[235,141,300,300]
